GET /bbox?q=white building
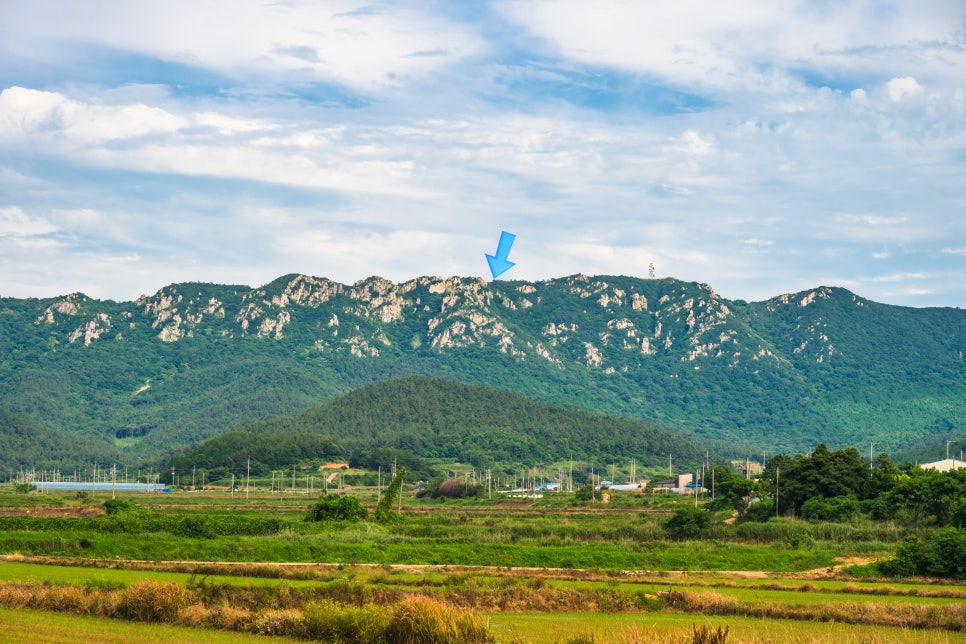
[920,458,966,472]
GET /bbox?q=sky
[0,1,964,307]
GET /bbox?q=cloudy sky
[1,1,964,307]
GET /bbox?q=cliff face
[5,274,966,456]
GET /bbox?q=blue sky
[1,1,964,307]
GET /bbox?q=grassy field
[0,606,301,643]
[486,612,966,643]
[0,487,961,643]
[0,488,896,571]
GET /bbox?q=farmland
[0,485,963,642]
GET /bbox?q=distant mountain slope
[234,375,705,467]
[0,407,121,472]
[1,274,964,462]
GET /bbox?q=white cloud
[886,77,923,103]
[496,0,966,93]
[1,1,487,92]
[869,272,928,283]
[0,206,59,236]
[0,86,186,143]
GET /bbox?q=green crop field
[0,486,962,643]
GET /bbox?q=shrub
[741,500,775,523]
[419,478,484,499]
[103,498,137,515]
[663,506,711,540]
[800,496,860,522]
[386,596,494,644]
[253,609,304,637]
[691,624,730,644]
[116,581,187,623]
[301,600,390,643]
[306,495,368,522]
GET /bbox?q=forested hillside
[2,273,964,468]
[237,376,704,467]
[0,408,121,473]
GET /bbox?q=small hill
[0,407,121,472]
[235,376,707,468]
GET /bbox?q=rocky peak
[35,292,88,325]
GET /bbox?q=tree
[877,528,966,579]
[757,445,875,517]
[376,467,407,523]
[707,465,754,511]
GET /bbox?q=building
[920,458,966,472]
[653,472,693,492]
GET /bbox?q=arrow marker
[486,231,516,279]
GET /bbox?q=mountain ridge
[2,273,963,463]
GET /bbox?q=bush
[299,598,493,644]
[386,596,494,644]
[301,600,390,643]
[663,506,712,540]
[103,498,137,515]
[418,478,484,499]
[877,527,966,579]
[306,495,368,522]
[116,581,187,623]
[741,500,775,523]
[800,495,860,522]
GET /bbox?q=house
[653,473,693,492]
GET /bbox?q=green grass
[0,606,300,643]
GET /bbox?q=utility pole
[870,443,877,471]
[246,457,251,500]
[947,439,957,460]
[775,467,780,519]
[111,464,116,500]
[694,470,698,508]
[668,454,673,478]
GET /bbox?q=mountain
[1,274,964,465]
[238,375,704,466]
[158,376,706,478]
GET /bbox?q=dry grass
[657,588,966,632]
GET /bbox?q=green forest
[2,274,965,475]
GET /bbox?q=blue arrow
[486,231,516,279]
